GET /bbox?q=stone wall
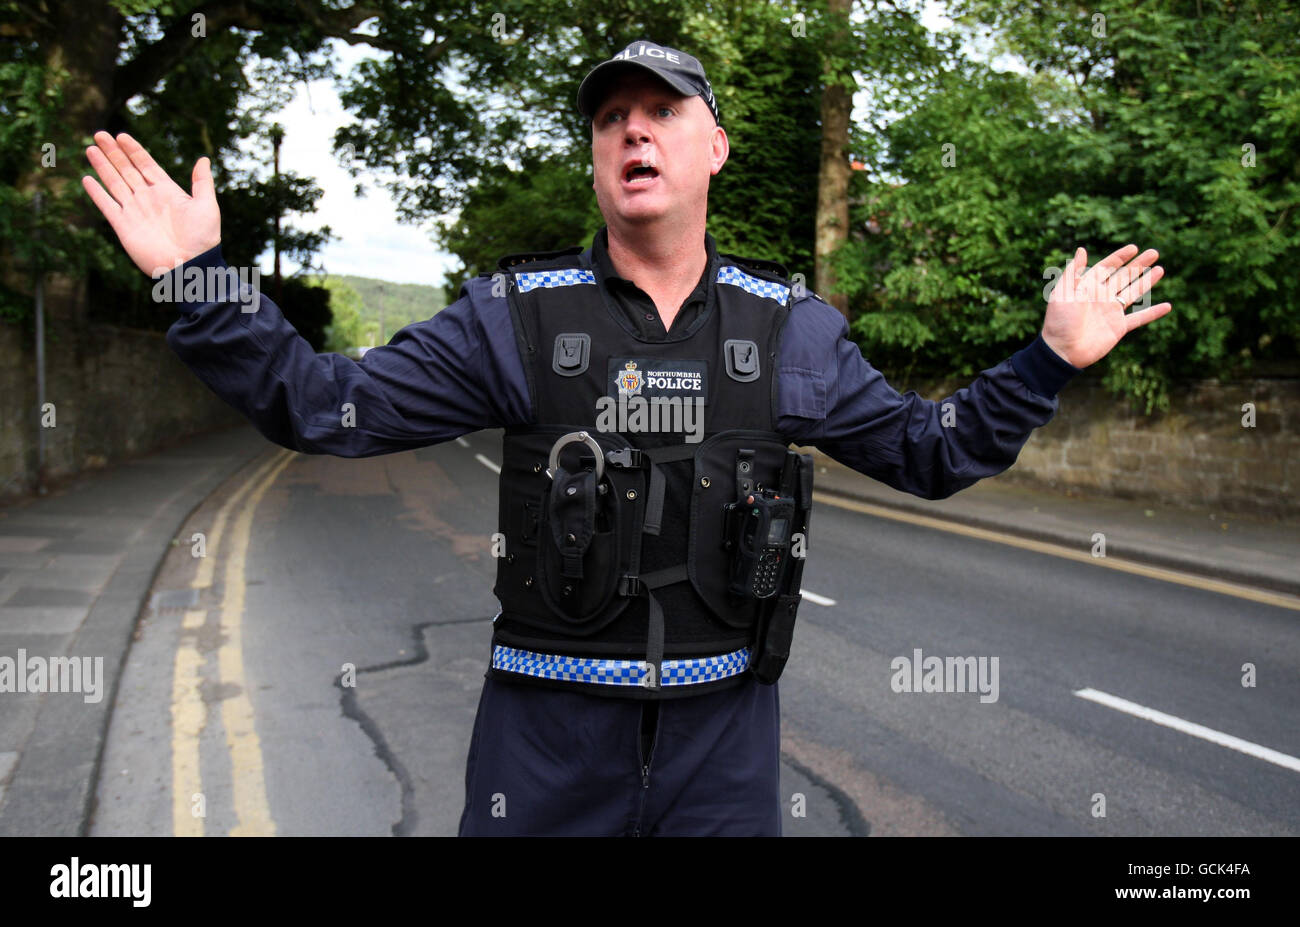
[981,377,1296,519]
[1,319,245,501]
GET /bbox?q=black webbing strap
[645,592,665,689]
[641,444,696,537]
[644,444,697,464]
[644,467,666,535]
[626,445,694,685]
[640,564,689,588]
[636,564,689,689]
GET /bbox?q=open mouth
[623,164,660,185]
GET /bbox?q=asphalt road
[88,430,1300,836]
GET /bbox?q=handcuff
[545,431,605,483]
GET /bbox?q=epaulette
[496,246,585,272]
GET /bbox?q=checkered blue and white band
[512,263,790,306]
[716,265,790,306]
[491,644,751,688]
[515,268,597,292]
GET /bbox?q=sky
[254,2,962,291]
[249,41,459,289]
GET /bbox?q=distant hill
[297,272,449,359]
[301,272,446,346]
[333,274,446,338]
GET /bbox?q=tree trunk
[6,0,124,331]
[815,0,852,321]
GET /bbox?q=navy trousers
[458,672,782,836]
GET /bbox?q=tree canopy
[2,0,1295,410]
[843,0,1299,409]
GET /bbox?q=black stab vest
[489,245,801,698]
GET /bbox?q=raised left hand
[1042,244,1172,368]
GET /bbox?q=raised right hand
[82,131,221,276]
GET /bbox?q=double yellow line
[171,449,295,836]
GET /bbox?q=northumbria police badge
[616,361,643,397]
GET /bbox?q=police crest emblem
[616,360,643,397]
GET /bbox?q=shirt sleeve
[775,295,1081,499]
[163,245,532,456]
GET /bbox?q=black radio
[726,489,796,598]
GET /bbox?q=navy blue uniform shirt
[164,228,1080,499]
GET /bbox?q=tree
[311,276,366,353]
[438,148,603,293]
[0,0,352,332]
[354,2,825,290]
[814,0,853,317]
[839,59,1067,383]
[842,0,1299,409]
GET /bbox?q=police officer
[81,39,1171,837]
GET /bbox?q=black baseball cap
[577,40,720,125]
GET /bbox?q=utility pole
[33,192,47,495]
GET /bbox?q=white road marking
[475,454,501,475]
[1074,687,1300,773]
[799,589,837,607]
[455,437,470,448]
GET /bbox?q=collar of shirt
[590,226,717,340]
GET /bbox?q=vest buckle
[605,447,645,469]
[618,574,643,596]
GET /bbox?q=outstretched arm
[82,132,530,455]
[778,244,1172,499]
[163,247,528,455]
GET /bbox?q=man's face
[590,70,728,229]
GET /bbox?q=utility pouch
[750,593,802,685]
[531,431,639,627]
[688,431,791,630]
[749,451,813,685]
